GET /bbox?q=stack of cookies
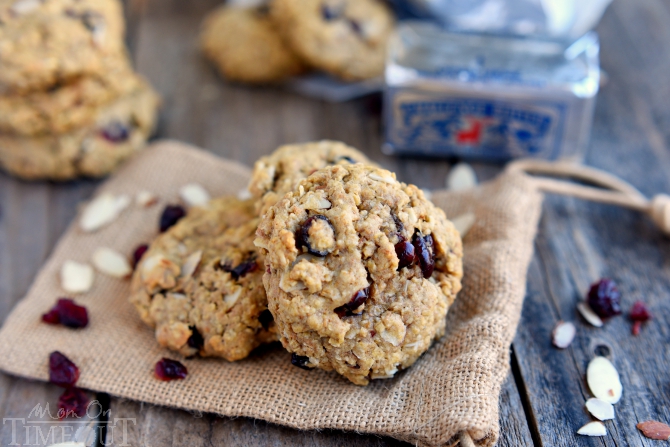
[130,141,463,385]
[200,0,395,84]
[0,0,160,180]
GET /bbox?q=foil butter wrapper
[383,22,600,161]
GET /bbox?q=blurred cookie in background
[200,4,306,84]
[0,75,160,180]
[0,0,161,180]
[271,0,395,81]
[0,0,128,94]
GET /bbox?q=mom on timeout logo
[3,400,136,446]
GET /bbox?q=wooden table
[1,0,668,445]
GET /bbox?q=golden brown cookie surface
[130,197,277,362]
[200,5,305,84]
[255,163,463,385]
[0,75,160,180]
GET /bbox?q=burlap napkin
[0,140,543,447]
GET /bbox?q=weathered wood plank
[512,0,670,445]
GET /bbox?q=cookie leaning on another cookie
[270,0,394,81]
[255,163,463,385]
[248,140,373,216]
[130,197,277,362]
[0,75,160,180]
[200,5,306,84]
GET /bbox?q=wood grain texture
[511,1,670,446]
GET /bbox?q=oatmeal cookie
[200,5,306,84]
[248,140,372,216]
[270,0,394,81]
[0,59,136,136]
[130,197,277,361]
[255,163,463,385]
[0,76,160,180]
[0,0,127,93]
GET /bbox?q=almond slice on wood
[577,301,604,327]
[179,183,210,207]
[587,356,622,404]
[585,398,615,421]
[446,163,477,191]
[552,321,576,349]
[451,212,476,237]
[61,261,94,293]
[637,420,670,440]
[577,421,607,436]
[136,190,158,207]
[80,193,130,232]
[92,247,132,278]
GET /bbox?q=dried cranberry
[100,121,130,143]
[334,286,370,317]
[587,278,622,319]
[297,215,335,257]
[630,301,651,336]
[159,205,186,232]
[57,387,88,419]
[49,351,80,388]
[413,233,435,279]
[132,243,149,269]
[291,353,312,370]
[258,309,273,330]
[186,326,203,351]
[221,256,258,280]
[154,358,188,381]
[321,4,340,20]
[395,240,416,270]
[630,301,651,321]
[42,298,89,329]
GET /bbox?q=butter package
[383,22,600,161]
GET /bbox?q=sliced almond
[369,173,396,184]
[577,301,604,327]
[637,420,670,440]
[181,251,203,278]
[179,183,210,207]
[552,321,576,349]
[237,188,252,200]
[451,212,476,237]
[585,398,615,421]
[224,288,242,307]
[61,261,94,293]
[92,247,132,278]
[587,356,622,404]
[80,193,130,232]
[577,421,607,437]
[136,190,158,208]
[446,163,477,191]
